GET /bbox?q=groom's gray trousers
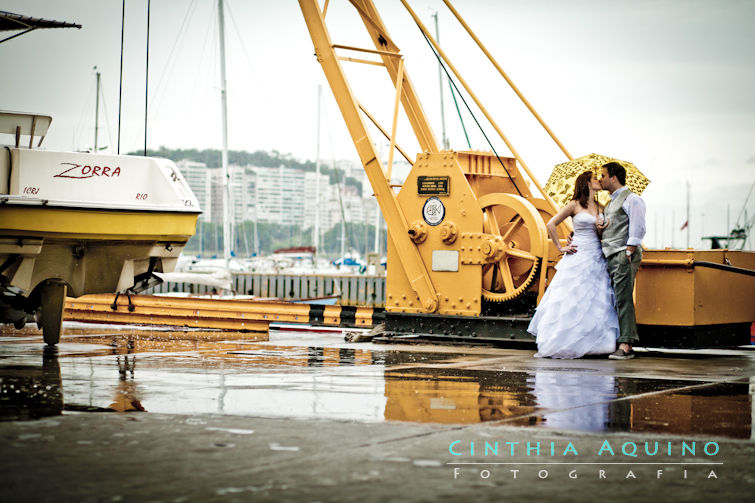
[606,249,642,344]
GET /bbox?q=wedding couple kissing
[528,162,646,360]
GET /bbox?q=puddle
[539,381,752,439]
[382,367,752,438]
[0,350,63,421]
[0,327,752,439]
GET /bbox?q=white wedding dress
[528,212,619,358]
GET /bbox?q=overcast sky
[2,0,754,248]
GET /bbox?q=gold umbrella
[544,153,650,208]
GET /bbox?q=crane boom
[298,0,439,312]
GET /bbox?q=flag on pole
[680,220,688,231]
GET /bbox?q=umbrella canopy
[544,153,650,208]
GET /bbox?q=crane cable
[419,30,523,198]
[446,71,471,149]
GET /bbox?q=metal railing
[148,273,386,307]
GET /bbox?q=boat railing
[0,110,52,148]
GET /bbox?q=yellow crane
[299,0,754,345]
[298,0,570,334]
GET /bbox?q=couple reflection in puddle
[531,370,623,433]
[530,370,750,438]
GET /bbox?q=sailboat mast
[218,0,231,270]
[340,210,346,259]
[94,67,100,151]
[314,84,321,254]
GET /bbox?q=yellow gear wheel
[477,193,549,303]
[482,258,540,303]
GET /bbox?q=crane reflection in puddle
[382,366,752,439]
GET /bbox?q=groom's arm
[624,195,647,253]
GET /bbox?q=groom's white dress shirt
[610,186,646,247]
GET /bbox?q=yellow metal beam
[337,56,385,67]
[65,309,270,332]
[639,259,694,267]
[442,0,573,161]
[299,0,439,312]
[332,43,402,58]
[358,103,414,165]
[64,294,377,329]
[349,0,440,153]
[386,58,405,182]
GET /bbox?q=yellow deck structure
[636,250,754,345]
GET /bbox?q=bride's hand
[597,215,610,230]
[560,244,578,254]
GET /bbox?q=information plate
[417,176,449,196]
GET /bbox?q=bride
[528,171,619,358]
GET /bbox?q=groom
[599,162,646,360]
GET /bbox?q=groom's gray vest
[601,188,633,257]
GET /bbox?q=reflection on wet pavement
[0,323,753,439]
[0,348,62,420]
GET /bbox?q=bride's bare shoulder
[564,200,579,214]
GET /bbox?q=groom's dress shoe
[609,348,635,360]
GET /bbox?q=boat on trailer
[0,110,200,344]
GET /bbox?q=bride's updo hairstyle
[571,171,593,209]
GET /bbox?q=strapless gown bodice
[570,211,602,248]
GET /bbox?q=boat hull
[0,145,200,342]
[0,205,197,241]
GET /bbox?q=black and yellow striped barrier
[64,294,381,332]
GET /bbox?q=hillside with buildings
[131,148,403,258]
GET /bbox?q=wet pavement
[1,322,754,501]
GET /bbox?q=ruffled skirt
[527,238,619,358]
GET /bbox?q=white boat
[0,110,200,344]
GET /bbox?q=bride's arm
[547,201,577,254]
